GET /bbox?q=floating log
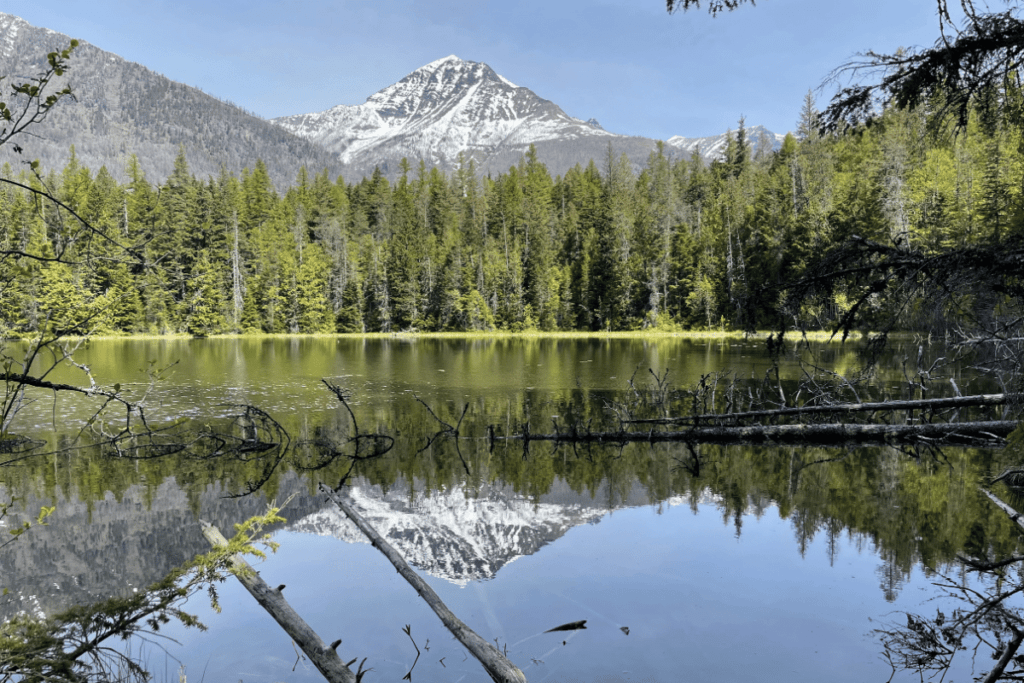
[498,420,1018,446]
[319,484,527,683]
[200,520,357,683]
[626,393,1021,426]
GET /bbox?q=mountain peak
[272,54,643,178]
[423,54,463,70]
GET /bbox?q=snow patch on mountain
[0,14,24,60]
[667,125,786,161]
[273,54,786,179]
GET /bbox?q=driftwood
[625,393,1020,426]
[319,484,528,683]
[200,520,360,683]
[982,629,1024,683]
[497,420,1017,446]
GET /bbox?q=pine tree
[295,244,333,333]
[183,250,226,336]
[520,146,558,329]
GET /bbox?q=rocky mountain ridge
[273,54,653,179]
[668,124,786,160]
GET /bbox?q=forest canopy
[0,86,1022,338]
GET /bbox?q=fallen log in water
[497,420,1018,446]
[981,488,1024,532]
[319,484,528,683]
[200,520,360,683]
[626,393,1021,426]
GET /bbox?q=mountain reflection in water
[290,482,725,585]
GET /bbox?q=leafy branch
[0,505,285,683]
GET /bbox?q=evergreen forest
[2,91,1019,337]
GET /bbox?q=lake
[1,336,1020,683]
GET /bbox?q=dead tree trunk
[319,484,528,683]
[626,393,1019,425]
[499,420,1017,446]
[200,521,360,683]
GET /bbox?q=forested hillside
[0,94,1016,336]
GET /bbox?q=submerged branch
[319,484,527,683]
[200,520,358,683]
[625,393,1020,426]
[981,488,1024,533]
[499,420,1016,447]
[982,628,1024,683]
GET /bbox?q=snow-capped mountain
[273,55,675,179]
[667,124,787,161]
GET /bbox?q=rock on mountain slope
[273,55,680,179]
[0,12,342,188]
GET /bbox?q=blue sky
[8,1,948,140]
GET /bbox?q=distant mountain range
[273,54,786,179]
[0,12,785,186]
[667,125,786,160]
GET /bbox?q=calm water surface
[1,337,1017,683]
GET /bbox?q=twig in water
[292,639,307,671]
[413,394,454,431]
[402,624,421,681]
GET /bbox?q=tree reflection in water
[874,485,1024,683]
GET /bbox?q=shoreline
[2,329,877,342]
